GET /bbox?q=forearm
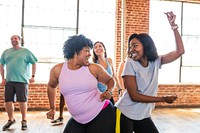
[114,76,121,89]
[129,92,164,103]
[173,29,185,55]
[47,85,57,110]
[0,65,5,80]
[106,78,115,92]
[32,63,36,76]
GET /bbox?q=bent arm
[161,29,185,65]
[161,12,185,65]
[124,76,177,103]
[89,63,115,100]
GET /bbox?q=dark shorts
[5,82,28,102]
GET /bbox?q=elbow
[130,94,141,102]
[182,50,185,55]
[177,49,185,57]
[130,97,140,102]
[180,49,185,55]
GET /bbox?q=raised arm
[161,11,185,65]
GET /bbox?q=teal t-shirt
[0,47,38,83]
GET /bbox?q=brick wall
[115,0,150,69]
[1,84,200,110]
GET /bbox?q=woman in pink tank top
[46,34,116,133]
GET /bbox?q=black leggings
[63,103,115,133]
[120,113,159,133]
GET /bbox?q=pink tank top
[59,62,106,124]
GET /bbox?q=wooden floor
[0,108,200,133]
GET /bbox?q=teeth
[132,53,136,57]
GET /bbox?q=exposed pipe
[121,0,126,61]
[76,0,79,34]
[179,2,183,83]
[21,0,25,46]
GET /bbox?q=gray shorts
[5,82,28,102]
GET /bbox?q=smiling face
[76,46,91,66]
[93,42,106,57]
[11,35,20,48]
[129,38,145,61]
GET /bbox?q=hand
[163,95,178,104]
[100,91,112,101]
[1,79,6,86]
[29,77,35,83]
[46,109,56,120]
[165,11,176,26]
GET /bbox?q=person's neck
[13,45,21,50]
[139,56,148,67]
[67,59,82,70]
[97,55,105,62]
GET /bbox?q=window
[0,0,116,83]
[150,0,200,83]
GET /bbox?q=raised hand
[165,11,178,30]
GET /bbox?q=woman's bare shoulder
[107,57,113,65]
[88,63,104,73]
[51,62,64,74]
[53,62,64,69]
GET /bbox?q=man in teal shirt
[0,35,38,131]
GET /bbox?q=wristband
[106,89,112,95]
[171,24,178,30]
[32,75,35,78]
[118,88,122,95]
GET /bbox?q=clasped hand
[100,91,112,101]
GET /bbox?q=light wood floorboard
[0,108,199,133]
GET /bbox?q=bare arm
[108,58,121,91]
[31,63,36,77]
[161,11,185,65]
[117,61,125,95]
[47,64,61,110]
[29,63,36,83]
[0,64,6,85]
[46,63,63,120]
[89,63,115,101]
[124,75,177,103]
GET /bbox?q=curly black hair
[63,34,93,59]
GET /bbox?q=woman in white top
[115,11,185,133]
